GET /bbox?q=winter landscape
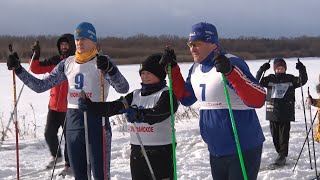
[0,58,319,180]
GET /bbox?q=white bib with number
[64,56,110,108]
[271,83,290,99]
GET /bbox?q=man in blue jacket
[160,22,266,180]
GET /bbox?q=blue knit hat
[74,22,97,42]
[188,22,218,44]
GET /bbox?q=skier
[159,22,266,180]
[7,22,129,180]
[29,34,75,175]
[256,58,308,165]
[306,83,320,142]
[78,53,179,180]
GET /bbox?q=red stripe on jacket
[170,65,190,101]
[226,66,266,108]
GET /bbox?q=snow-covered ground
[0,57,319,180]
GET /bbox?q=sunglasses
[187,41,204,48]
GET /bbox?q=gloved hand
[159,46,177,67]
[214,54,233,75]
[31,41,40,60]
[121,105,144,123]
[7,52,21,70]
[78,96,93,112]
[296,59,305,70]
[260,62,270,71]
[96,55,113,72]
[306,95,315,106]
[78,96,109,116]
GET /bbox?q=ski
[259,162,294,172]
[20,164,64,178]
[58,167,73,178]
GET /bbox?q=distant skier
[78,53,179,180]
[306,83,320,142]
[7,22,129,180]
[29,34,75,175]
[256,58,308,165]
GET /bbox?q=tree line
[0,35,319,64]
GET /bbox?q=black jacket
[91,81,179,125]
[256,67,308,122]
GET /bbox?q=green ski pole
[167,64,178,180]
[221,74,248,180]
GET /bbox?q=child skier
[78,53,179,180]
[256,58,308,165]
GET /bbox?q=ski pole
[167,63,178,180]
[1,42,38,144]
[308,87,318,177]
[221,73,248,180]
[50,116,67,180]
[98,50,108,180]
[259,59,271,83]
[80,90,92,180]
[9,44,20,180]
[298,58,313,169]
[120,97,156,180]
[293,111,318,172]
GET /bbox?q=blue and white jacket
[171,51,266,156]
[14,56,129,130]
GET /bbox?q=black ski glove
[307,95,315,106]
[120,105,144,123]
[296,60,305,70]
[214,54,233,75]
[260,62,270,71]
[96,55,114,73]
[31,41,40,60]
[159,46,177,67]
[7,52,21,71]
[78,96,109,117]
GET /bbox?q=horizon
[1,34,320,40]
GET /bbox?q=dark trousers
[269,121,291,157]
[44,109,69,166]
[66,109,112,180]
[210,144,263,180]
[130,144,174,180]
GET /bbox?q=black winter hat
[57,33,76,56]
[273,58,287,71]
[139,53,166,81]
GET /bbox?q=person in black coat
[256,58,308,165]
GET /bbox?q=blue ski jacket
[171,51,266,156]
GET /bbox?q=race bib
[271,83,289,99]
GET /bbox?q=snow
[0,57,319,180]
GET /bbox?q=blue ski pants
[66,109,112,180]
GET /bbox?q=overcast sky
[1,0,319,38]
